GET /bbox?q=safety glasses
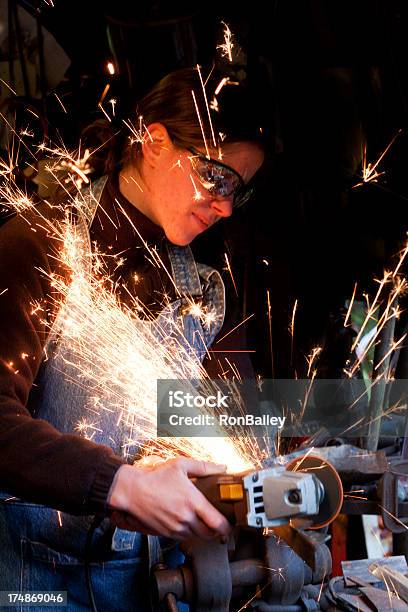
[188,148,254,209]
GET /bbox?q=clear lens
[190,157,240,198]
[189,151,254,208]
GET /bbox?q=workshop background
[1,0,408,577]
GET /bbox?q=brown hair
[82,67,264,176]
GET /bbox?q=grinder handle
[192,474,246,524]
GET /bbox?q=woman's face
[139,139,264,246]
[120,129,264,246]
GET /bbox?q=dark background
[1,0,407,378]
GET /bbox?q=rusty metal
[370,562,408,604]
[229,558,265,585]
[153,529,333,610]
[263,532,305,605]
[342,556,408,587]
[185,538,231,611]
[335,591,374,612]
[151,564,193,604]
[381,461,408,532]
[271,524,319,571]
[360,586,408,612]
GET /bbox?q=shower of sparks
[37,143,93,189]
[123,116,152,146]
[353,129,403,188]
[0,288,8,297]
[224,252,238,297]
[57,511,62,527]
[191,89,210,159]
[107,62,115,75]
[343,239,408,378]
[350,271,391,353]
[217,21,234,62]
[45,221,258,472]
[196,65,217,148]
[2,170,262,473]
[347,262,407,377]
[53,93,67,114]
[184,299,219,329]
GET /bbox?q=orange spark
[224,252,238,297]
[217,21,234,62]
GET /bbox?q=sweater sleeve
[0,210,125,515]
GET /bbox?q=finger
[171,525,196,541]
[194,497,232,537]
[188,515,219,541]
[178,458,227,477]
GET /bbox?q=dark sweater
[0,174,252,515]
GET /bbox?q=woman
[0,67,264,610]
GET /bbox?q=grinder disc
[286,454,343,529]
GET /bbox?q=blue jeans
[0,499,149,611]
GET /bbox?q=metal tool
[152,454,343,611]
[192,454,343,531]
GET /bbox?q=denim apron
[0,177,225,611]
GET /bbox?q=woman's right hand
[107,457,231,541]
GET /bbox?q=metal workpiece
[381,460,408,533]
[263,533,305,605]
[152,528,332,611]
[151,563,193,604]
[244,466,323,528]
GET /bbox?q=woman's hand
[107,457,231,541]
